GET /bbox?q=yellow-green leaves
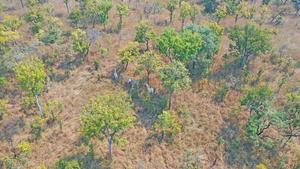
[71,29,89,57]
[81,92,135,157]
[118,42,140,70]
[116,2,129,30]
[14,57,46,96]
[154,111,181,141]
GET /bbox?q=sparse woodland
[1,0,300,168]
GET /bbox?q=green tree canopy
[228,23,272,68]
[81,92,135,157]
[71,29,89,57]
[154,111,181,141]
[14,57,47,116]
[159,61,191,109]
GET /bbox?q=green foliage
[2,15,22,31]
[154,111,181,141]
[0,99,7,120]
[136,50,162,83]
[71,29,89,57]
[0,76,6,88]
[56,159,81,169]
[25,4,45,34]
[83,0,113,28]
[39,25,60,44]
[16,141,32,156]
[156,28,202,62]
[240,86,273,114]
[214,4,227,23]
[159,61,191,109]
[174,28,202,62]
[14,57,46,97]
[135,20,151,44]
[116,2,129,30]
[190,3,201,24]
[0,16,20,55]
[167,0,178,23]
[203,0,218,13]
[180,2,191,28]
[81,92,135,156]
[155,28,177,59]
[118,42,140,70]
[277,93,300,142]
[68,9,81,27]
[228,23,272,68]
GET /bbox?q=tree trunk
[108,136,113,158]
[168,92,172,110]
[34,94,44,117]
[235,14,238,24]
[146,40,149,51]
[181,18,185,30]
[147,71,150,85]
[65,2,70,14]
[20,0,24,8]
[169,12,173,23]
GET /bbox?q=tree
[118,42,140,71]
[159,61,191,109]
[235,1,255,23]
[155,28,177,60]
[68,8,81,27]
[173,28,202,62]
[98,0,113,30]
[116,2,129,31]
[134,21,151,50]
[240,86,276,143]
[214,4,227,23]
[167,0,178,23]
[184,23,223,77]
[136,50,162,84]
[180,1,191,29]
[154,111,181,141]
[14,57,47,117]
[64,0,70,13]
[81,92,135,158]
[292,0,300,15]
[71,29,89,58]
[0,16,20,55]
[278,93,300,144]
[228,23,272,68]
[190,3,201,24]
[24,3,45,34]
[203,0,218,13]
